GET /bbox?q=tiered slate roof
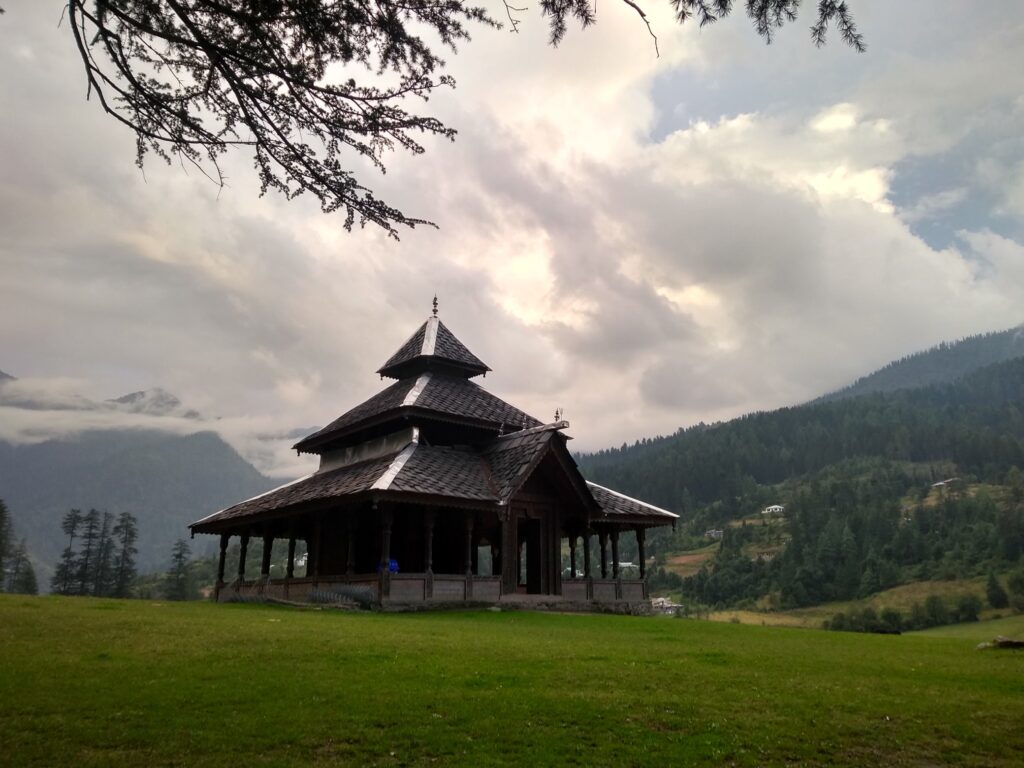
[195,425,574,528]
[191,309,677,533]
[377,314,489,380]
[293,372,540,454]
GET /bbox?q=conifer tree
[52,509,84,595]
[0,498,11,587]
[75,509,102,596]
[6,540,38,595]
[1007,467,1023,505]
[92,512,115,597]
[111,512,139,599]
[986,571,1009,609]
[1008,568,1024,597]
[166,539,193,601]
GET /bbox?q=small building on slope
[190,305,677,607]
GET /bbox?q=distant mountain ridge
[0,371,202,419]
[817,325,1024,403]
[0,430,276,582]
[0,370,278,584]
[107,388,201,419]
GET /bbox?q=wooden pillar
[501,512,517,595]
[464,513,475,600]
[583,530,592,578]
[380,506,393,567]
[346,516,357,576]
[611,529,620,580]
[569,533,577,579]
[260,533,273,579]
[517,541,524,586]
[583,528,593,600]
[423,509,435,599]
[423,509,435,574]
[216,533,229,584]
[286,533,296,579]
[599,530,608,579]
[238,532,250,581]
[379,505,392,599]
[636,526,646,579]
[464,514,475,575]
[311,516,322,582]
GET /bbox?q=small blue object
[389,559,399,573]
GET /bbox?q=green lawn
[1,595,1023,766]
[912,614,1024,641]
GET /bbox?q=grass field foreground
[708,576,1015,629]
[1,595,1023,766]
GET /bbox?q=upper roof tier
[292,371,541,454]
[377,315,490,380]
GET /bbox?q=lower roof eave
[591,515,677,529]
[296,409,510,455]
[189,493,366,536]
[189,490,501,536]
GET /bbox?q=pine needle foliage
[52,1,861,236]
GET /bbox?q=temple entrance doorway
[518,518,542,593]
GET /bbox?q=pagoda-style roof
[193,422,677,533]
[377,315,490,380]
[193,306,680,540]
[198,424,564,530]
[293,372,540,454]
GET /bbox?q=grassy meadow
[707,576,1011,629]
[2,595,1023,766]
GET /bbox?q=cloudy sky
[1,1,1022,478]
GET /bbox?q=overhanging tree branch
[43,1,862,236]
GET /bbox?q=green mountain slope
[578,358,1024,612]
[578,357,1024,514]
[0,430,276,579]
[818,324,1024,403]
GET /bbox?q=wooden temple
[190,304,677,608]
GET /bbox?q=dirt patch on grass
[666,550,716,577]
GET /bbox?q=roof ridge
[494,420,569,440]
[586,481,679,518]
[372,440,419,491]
[421,316,438,355]
[401,372,432,406]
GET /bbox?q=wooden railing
[218,574,645,603]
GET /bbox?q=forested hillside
[578,357,1024,514]
[683,460,1023,612]
[818,325,1024,403]
[578,358,1024,613]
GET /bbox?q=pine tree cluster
[0,498,38,595]
[51,509,139,598]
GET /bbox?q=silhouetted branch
[620,0,659,57]
[51,1,861,236]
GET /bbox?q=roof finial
[554,407,562,423]
[431,294,438,317]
